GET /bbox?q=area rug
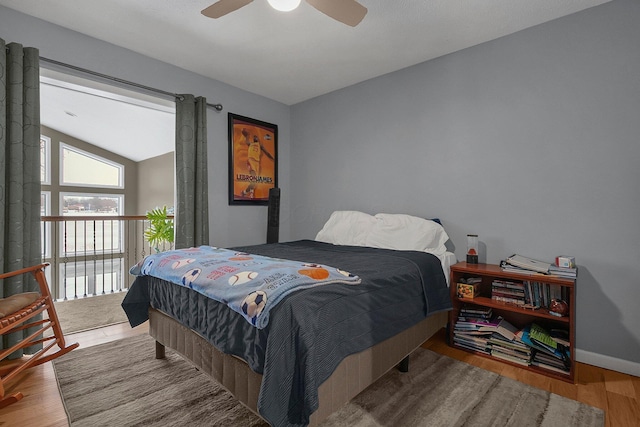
[52,291,128,334]
[53,334,604,427]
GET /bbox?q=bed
[122,212,455,426]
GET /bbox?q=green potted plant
[144,206,174,253]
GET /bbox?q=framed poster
[228,113,278,205]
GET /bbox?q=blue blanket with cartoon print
[129,245,361,328]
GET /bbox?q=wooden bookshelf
[448,262,576,383]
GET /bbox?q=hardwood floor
[1,325,638,426]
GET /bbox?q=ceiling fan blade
[201,0,254,18]
[306,0,367,27]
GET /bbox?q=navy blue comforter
[122,240,451,426]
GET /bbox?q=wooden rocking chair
[0,263,79,409]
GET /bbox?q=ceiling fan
[201,0,368,27]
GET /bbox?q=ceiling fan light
[267,0,301,12]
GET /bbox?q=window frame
[40,135,51,185]
[41,191,52,259]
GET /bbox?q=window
[61,193,123,215]
[60,193,124,254]
[41,191,51,258]
[40,135,51,185]
[40,191,51,216]
[56,193,125,299]
[40,191,54,287]
[60,143,124,188]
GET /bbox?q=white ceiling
[40,70,176,162]
[2,0,612,161]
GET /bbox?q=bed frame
[149,307,448,426]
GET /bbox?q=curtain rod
[39,56,223,112]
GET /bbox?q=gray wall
[136,152,174,215]
[290,0,640,370]
[0,5,291,247]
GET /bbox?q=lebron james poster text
[228,113,278,205]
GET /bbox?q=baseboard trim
[576,348,640,377]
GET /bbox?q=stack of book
[531,350,571,374]
[489,333,532,366]
[454,312,572,374]
[548,264,577,279]
[452,305,496,354]
[458,304,493,321]
[491,279,526,306]
[518,323,570,375]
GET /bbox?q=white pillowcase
[315,211,377,246]
[364,213,449,255]
[315,211,450,254]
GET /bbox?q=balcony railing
[41,215,174,300]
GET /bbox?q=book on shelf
[454,319,500,332]
[494,317,519,341]
[532,350,568,368]
[453,339,492,355]
[463,316,518,341]
[491,289,525,298]
[499,260,547,276]
[491,348,531,366]
[454,334,490,346]
[549,328,570,347]
[458,277,482,284]
[518,324,570,366]
[528,323,565,353]
[453,333,491,353]
[460,304,493,316]
[488,334,530,354]
[514,281,567,309]
[504,254,551,274]
[491,295,526,306]
[531,348,571,373]
[530,359,570,375]
[491,290,525,300]
[548,264,577,278]
[455,330,494,337]
[492,279,525,290]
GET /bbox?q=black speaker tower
[267,187,280,244]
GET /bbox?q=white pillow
[365,213,449,254]
[315,211,377,246]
